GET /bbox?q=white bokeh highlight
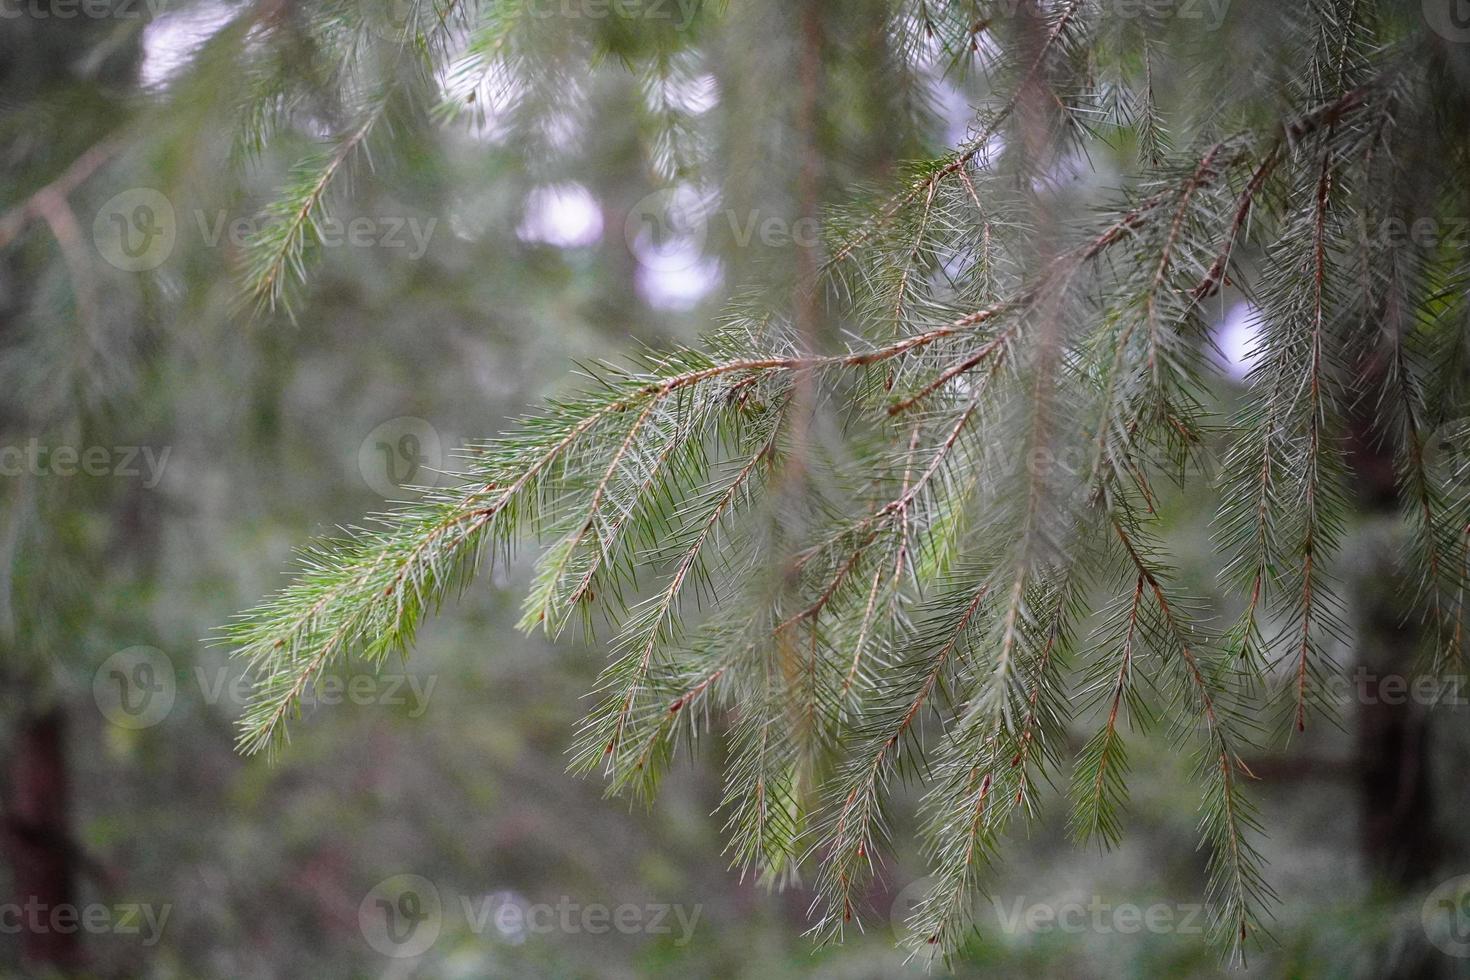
[140,1,236,91]
[516,184,603,249]
[1212,300,1262,382]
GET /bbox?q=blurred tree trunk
[0,13,138,974]
[3,708,80,970]
[1348,350,1440,978]
[792,0,825,352]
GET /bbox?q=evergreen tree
[10,0,1469,968]
[228,0,1470,963]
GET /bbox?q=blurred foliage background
[1,0,1468,976]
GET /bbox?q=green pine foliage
[217,0,1470,965]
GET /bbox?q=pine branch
[207,4,1470,966]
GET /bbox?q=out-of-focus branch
[0,137,123,251]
